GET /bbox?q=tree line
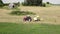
[22,0,42,6]
[0,0,51,7]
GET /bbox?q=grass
[0,6,19,10]
[0,22,60,34]
[9,10,36,15]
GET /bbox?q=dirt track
[0,6,60,24]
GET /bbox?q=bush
[22,2,27,6]
[9,10,36,15]
[46,2,50,4]
[42,3,46,7]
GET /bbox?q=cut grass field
[0,22,60,34]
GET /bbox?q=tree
[23,0,42,6]
[16,2,20,6]
[0,0,4,7]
